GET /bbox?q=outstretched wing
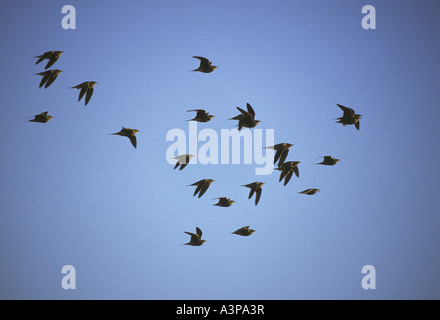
[44,72,58,88]
[129,135,137,149]
[279,149,289,166]
[78,87,87,102]
[85,87,94,106]
[292,165,299,178]
[193,182,203,197]
[246,103,255,118]
[39,72,50,88]
[284,170,294,186]
[255,187,262,205]
[274,149,282,164]
[248,185,256,199]
[337,104,355,118]
[193,56,211,69]
[198,182,211,198]
[185,231,199,243]
[45,55,59,69]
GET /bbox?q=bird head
[212,66,218,70]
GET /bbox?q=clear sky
[1,0,440,300]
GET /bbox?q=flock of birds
[30,50,139,146]
[28,53,362,247]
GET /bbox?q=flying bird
[71,81,98,106]
[111,127,139,148]
[188,179,215,198]
[35,69,62,88]
[229,103,260,131]
[187,109,214,122]
[316,156,340,166]
[172,154,195,170]
[266,143,293,166]
[192,56,218,73]
[232,226,255,237]
[241,182,264,206]
[335,104,361,130]
[276,161,300,186]
[299,188,320,195]
[184,227,206,246]
[33,51,63,69]
[213,197,235,207]
[28,111,53,123]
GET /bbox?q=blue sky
[1,0,440,299]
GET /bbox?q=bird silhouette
[276,161,300,186]
[188,179,215,198]
[266,143,293,166]
[241,182,264,206]
[213,197,235,207]
[28,111,53,123]
[192,56,218,73]
[33,51,63,69]
[229,103,260,131]
[187,109,214,122]
[232,226,255,236]
[335,104,361,130]
[111,127,139,148]
[71,81,98,106]
[184,227,206,246]
[316,156,340,166]
[299,188,320,195]
[172,154,195,170]
[35,69,62,88]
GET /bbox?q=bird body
[187,109,214,122]
[192,56,217,73]
[336,104,361,130]
[184,227,206,246]
[213,197,235,207]
[35,69,62,88]
[173,154,195,170]
[33,51,63,69]
[111,127,139,148]
[28,111,53,123]
[71,81,98,106]
[266,143,293,166]
[316,156,340,166]
[232,226,255,236]
[241,182,264,206]
[299,188,320,195]
[229,103,260,131]
[276,161,300,186]
[188,179,215,198]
